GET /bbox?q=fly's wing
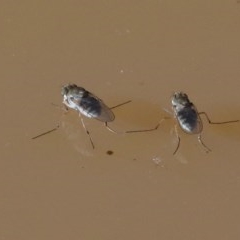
[70,93,115,122]
[176,104,203,134]
[188,104,203,134]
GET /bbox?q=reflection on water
[61,117,95,157]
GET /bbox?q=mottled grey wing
[71,93,115,122]
[176,104,203,134]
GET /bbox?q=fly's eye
[61,89,67,96]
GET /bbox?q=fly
[171,92,240,154]
[126,92,240,155]
[32,84,131,149]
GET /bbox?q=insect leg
[79,114,95,149]
[51,102,70,115]
[125,117,168,133]
[173,124,180,155]
[199,112,240,124]
[32,125,60,139]
[110,100,132,110]
[99,100,133,134]
[32,103,67,140]
[197,134,211,153]
[104,122,122,134]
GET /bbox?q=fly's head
[171,92,191,112]
[61,84,86,99]
[61,84,87,110]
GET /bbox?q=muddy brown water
[1,1,240,239]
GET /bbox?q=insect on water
[126,92,240,155]
[32,84,131,149]
[171,92,240,154]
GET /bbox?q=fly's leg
[108,101,171,135]
[125,117,168,133]
[104,122,122,134]
[173,124,180,155]
[110,100,132,110]
[32,125,60,139]
[79,114,95,149]
[51,102,69,113]
[197,111,239,153]
[173,127,211,155]
[101,100,132,134]
[197,134,211,153]
[199,112,240,124]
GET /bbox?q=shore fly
[32,84,131,149]
[126,92,240,155]
[171,92,240,154]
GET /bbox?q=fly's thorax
[172,92,191,109]
[172,91,193,116]
[61,84,87,99]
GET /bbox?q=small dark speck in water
[106,150,114,155]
